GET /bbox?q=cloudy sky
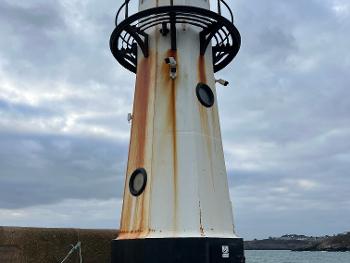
[0,0,349,240]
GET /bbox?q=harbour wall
[0,226,117,263]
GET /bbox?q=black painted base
[111,237,245,263]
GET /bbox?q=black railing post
[170,12,177,50]
[125,0,129,19]
[218,0,222,15]
[219,0,234,23]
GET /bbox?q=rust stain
[161,49,179,231]
[197,55,209,136]
[117,229,149,240]
[198,55,207,83]
[197,55,216,190]
[118,52,154,240]
[199,201,205,236]
[132,57,152,166]
[145,28,160,235]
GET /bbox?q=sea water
[245,250,350,263]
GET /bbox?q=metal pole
[125,0,129,19]
[60,242,82,263]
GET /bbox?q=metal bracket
[160,22,170,36]
[200,22,222,55]
[165,57,177,79]
[126,25,149,58]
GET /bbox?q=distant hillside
[294,232,350,252]
[244,238,314,250]
[245,232,350,252]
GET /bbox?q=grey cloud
[0,1,66,67]
[0,0,127,88]
[0,1,63,29]
[0,132,127,209]
[0,99,57,118]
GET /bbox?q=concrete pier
[0,226,117,263]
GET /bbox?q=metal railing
[115,0,234,25]
[60,241,82,263]
[217,0,234,23]
[116,0,130,25]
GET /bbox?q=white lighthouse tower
[110,0,243,262]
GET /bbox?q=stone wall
[0,227,117,263]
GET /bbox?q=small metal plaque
[222,245,230,258]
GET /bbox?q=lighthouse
[110,0,243,262]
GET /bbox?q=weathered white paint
[118,0,238,240]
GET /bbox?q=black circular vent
[129,168,147,196]
[196,83,215,108]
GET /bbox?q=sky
[0,0,349,240]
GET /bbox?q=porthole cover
[196,83,214,107]
[129,168,147,197]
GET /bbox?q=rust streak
[132,57,152,166]
[162,49,179,231]
[118,53,153,239]
[117,229,150,240]
[134,55,153,236]
[197,55,210,138]
[199,201,205,236]
[197,55,215,189]
[198,55,207,84]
